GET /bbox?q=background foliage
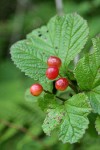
[0,0,100,149]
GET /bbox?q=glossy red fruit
[55,78,69,91]
[30,84,43,96]
[46,67,59,80]
[47,56,62,68]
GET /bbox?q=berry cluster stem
[69,81,78,93]
[44,90,66,102]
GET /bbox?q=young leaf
[87,85,100,114]
[38,94,57,111]
[95,116,100,135]
[59,93,91,143]
[11,13,89,80]
[42,93,91,143]
[74,37,100,90]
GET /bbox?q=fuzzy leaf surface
[10,39,48,80]
[42,94,64,135]
[28,13,89,67]
[11,13,89,80]
[59,93,91,143]
[42,93,91,143]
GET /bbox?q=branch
[55,0,64,16]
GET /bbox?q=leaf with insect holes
[27,13,89,67]
[11,13,89,81]
[42,93,91,143]
[74,37,100,90]
[95,116,100,135]
[59,93,91,143]
[41,94,64,135]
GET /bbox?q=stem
[56,96,66,102]
[43,89,52,95]
[52,81,57,94]
[69,81,78,93]
[44,90,66,102]
[67,69,73,73]
[59,73,62,77]
[0,119,49,148]
[55,0,64,16]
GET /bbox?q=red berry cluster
[30,56,69,96]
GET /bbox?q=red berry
[55,78,69,91]
[46,67,59,80]
[47,56,62,68]
[30,84,43,96]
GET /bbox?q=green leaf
[40,80,53,93]
[95,116,100,135]
[87,85,100,114]
[10,39,48,80]
[92,37,100,55]
[42,93,91,143]
[38,94,57,111]
[74,38,100,90]
[75,38,100,114]
[11,13,89,80]
[28,13,89,67]
[50,13,89,67]
[42,105,64,136]
[59,93,91,143]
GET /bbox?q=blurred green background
[0,0,100,149]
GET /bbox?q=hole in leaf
[44,37,47,40]
[38,34,42,37]
[55,47,58,49]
